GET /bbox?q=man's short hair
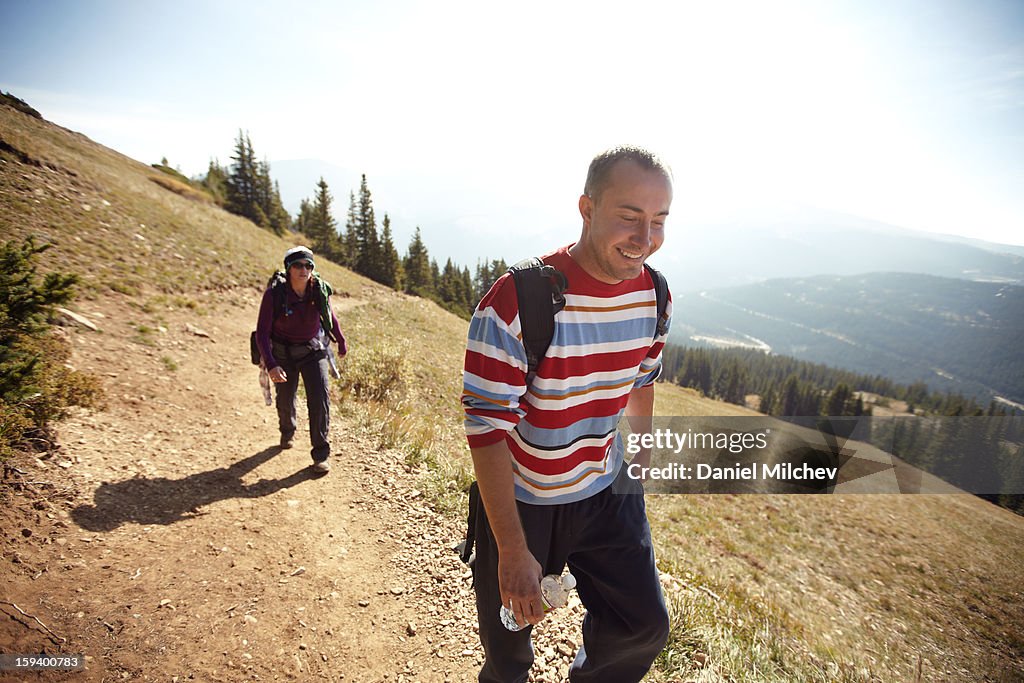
[583,146,672,202]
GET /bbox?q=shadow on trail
[72,447,323,532]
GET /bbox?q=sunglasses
[291,262,314,271]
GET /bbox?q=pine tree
[461,266,474,315]
[201,159,228,206]
[930,417,976,487]
[224,133,288,234]
[802,384,823,416]
[473,258,509,301]
[355,174,380,279]
[379,214,404,290]
[853,395,865,416]
[432,260,475,318]
[781,375,800,416]
[722,361,746,405]
[679,352,698,390]
[825,383,853,417]
[252,203,269,230]
[439,258,458,307]
[0,236,100,453]
[269,179,291,235]
[294,198,314,235]
[998,443,1024,513]
[0,237,77,404]
[305,177,340,261]
[905,381,929,408]
[343,191,359,269]
[253,159,273,229]
[403,227,433,297]
[430,259,441,294]
[255,164,290,235]
[697,351,712,396]
[474,260,489,302]
[318,178,342,260]
[676,348,713,395]
[226,130,259,222]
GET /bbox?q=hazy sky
[2,0,1023,256]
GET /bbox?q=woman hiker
[255,246,347,474]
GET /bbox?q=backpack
[508,256,669,376]
[250,271,336,365]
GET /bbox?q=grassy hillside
[2,100,1022,682]
[649,385,1024,681]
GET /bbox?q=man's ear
[578,194,593,228]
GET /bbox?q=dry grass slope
[645,386,1024,682]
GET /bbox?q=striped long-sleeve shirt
[462,245,672,505]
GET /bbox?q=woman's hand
[269,366,288,383]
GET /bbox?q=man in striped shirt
[462,147,673,682]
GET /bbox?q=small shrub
[149,174,214,203]
[0,402,34,460]
[171,295,197,310]
[336,341,410,403]
[19,334,104,432]
[0,236,103,457]
[150,162,192,185]
[109,280,140,296]
[133,324,156,346]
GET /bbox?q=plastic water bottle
[259,365,273,406]
[499,573,577,631]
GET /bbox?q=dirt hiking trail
[3,287,577,682]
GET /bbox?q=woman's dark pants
[272,344,331,463]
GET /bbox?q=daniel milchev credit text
[623,428,838,482]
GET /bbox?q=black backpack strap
[457,480,481,566]
[268,271,288,320]
[644,263,669,338]
[508,257,568,376]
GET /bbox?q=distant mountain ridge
[671,272,1024,404]
[656,212,1024,294]
[925,232,1024,258]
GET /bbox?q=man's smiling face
[575,159,672,284]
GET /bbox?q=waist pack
[250,330,329,366]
